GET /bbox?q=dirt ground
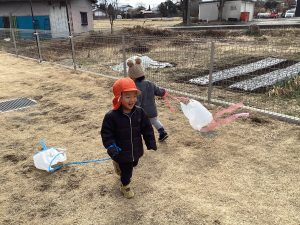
[0,52,299,225]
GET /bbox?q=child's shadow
[200,130,219,138]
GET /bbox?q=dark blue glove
[147,141,157,151]
[107,144,122,158]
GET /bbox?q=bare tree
[100,0,119,33]
[107,3,115,34]
[181,0,190,25]
[217,0,226,21]
[136,2,146,8]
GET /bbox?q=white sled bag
[180,99,213,130]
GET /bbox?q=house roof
[119,5,133,8]
[92,8,106,12]
[141,10,154,14]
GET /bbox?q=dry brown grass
[94,17,183,30]
[2,27,299,117]
[1,52,300,225]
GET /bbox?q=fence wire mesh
[0,27,299,121]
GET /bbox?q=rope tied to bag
[34,140,111,172]
[162,93,249,132]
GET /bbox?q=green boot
[120,184,135,199]
[112,161,121,176]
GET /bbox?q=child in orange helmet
[101,77,157,198]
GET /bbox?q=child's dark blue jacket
[101,106,157,163]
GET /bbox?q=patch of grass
[246,24,261,36]
[268,75,300,98]
[122,25,173,36]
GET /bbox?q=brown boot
[120,184,134,199]
[112,161,121,176]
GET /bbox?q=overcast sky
[119,0,166,8]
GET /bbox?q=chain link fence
[1,27,299,123]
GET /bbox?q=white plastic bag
[180,99,213,130]
[33,147,67,172]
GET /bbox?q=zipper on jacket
[129,117,134,162]
[123,109,136,162]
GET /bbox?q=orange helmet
[112,77,140,110]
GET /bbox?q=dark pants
[118,160,139,186]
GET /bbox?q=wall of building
[223,1,255,21]
[223,1,242,20]
[198,2,219,21]
[0,2,50,30]
[49,3,69,37]
[199,1,255,22]
[0,0,94,36]
[69,0,93,34]
[240,1,254,21]
[0,2,49,16]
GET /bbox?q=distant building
[118,5,133,13]
[199,0,255,21]
[140,10,155,18]
[0,0,95,38]
[93,8,106,19]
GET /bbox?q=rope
[163,92,190,112]
[63,157,111,166]
[47,157,112,172]
[162,95,249,133]
[37,139,112,172]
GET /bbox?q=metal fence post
[70,35,77,70]
[208,41,215,104]
[11,28,18,56]
[9,13,18,56]
[35,32,42,62]
[122,35,127,76]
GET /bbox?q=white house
[199,0,255,22]
[93,8,106,19]
[0,0,95,38]
[118,5,133,13]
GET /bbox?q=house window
[3,17,10,28]
[80,12,88,25]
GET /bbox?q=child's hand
[107,144,122,158]
[151,146,157,151]
[147,142,157,151]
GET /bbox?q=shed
[0,0,95,38]
[199,0,255,22]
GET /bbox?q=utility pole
[183,0,191,25]
[29,0,35,30]
[29,0,42,61]
[65,0,72,35]
[186,0,191,25]
[65,0,77,70]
